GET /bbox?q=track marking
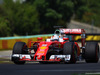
[18,69,100,73]
[29,70,100,72]
[86,72,100,75]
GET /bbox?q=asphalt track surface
[1,43,100,75]
[1,61,100,75]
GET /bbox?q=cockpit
[46,29,70,42]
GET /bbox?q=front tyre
[13,59,25,65]
[12,42,28,65]
[63,42,77,64]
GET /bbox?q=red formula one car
[11,28,99,64]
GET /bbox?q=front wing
[11,54,71,62]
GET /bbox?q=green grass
[0,58,12,64]
[0,49,12,51]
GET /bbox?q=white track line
[39,70,100,72]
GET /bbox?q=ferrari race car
[11,28,99,64]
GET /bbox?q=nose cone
[37,55,42,60]
[35,55,45,60]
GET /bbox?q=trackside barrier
[0,34,53,50]
[74,33,100,42]
[0,33,100,50]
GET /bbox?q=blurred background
[0,0,100,50]
[0,0,100,37]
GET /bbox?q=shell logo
[40,46,47,49]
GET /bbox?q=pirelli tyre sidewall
[12,42,28,65]
[63,42,77,64]
[85,42,99,63]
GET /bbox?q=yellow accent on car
[38,51,45,53]
[40,46,47,49]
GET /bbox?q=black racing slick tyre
[63,42,77,64]
[12,42,28,65]
[13,42,28,54]
[85,42,99,63]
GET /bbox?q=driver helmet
[51,30,60,40]
[54,30,60,36]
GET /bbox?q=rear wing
[60,29,85,34]
[60,29,85,47]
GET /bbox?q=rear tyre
[63,42,77,64]
[85,42,99,63]
[12,42,28,65]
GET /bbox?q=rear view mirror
[37,37,43,41]
[63,38,69,40]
